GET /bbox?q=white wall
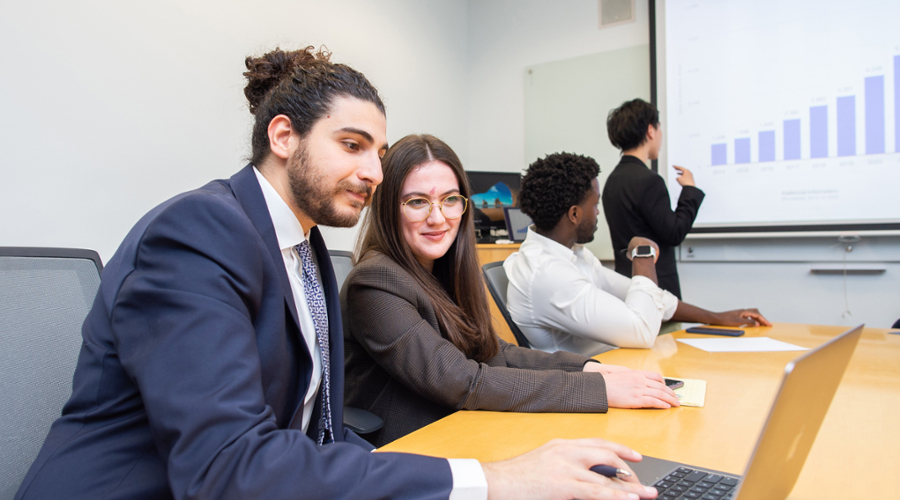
[0,0,469,260]
[465,0,649,172]
[680,260,900,329]
[1,0,650,257]
[678,235,900,328]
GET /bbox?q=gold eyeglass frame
[400,195,469,222]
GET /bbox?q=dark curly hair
[243,46,385,166]
[606,98,659,151]
[519,152,600,232]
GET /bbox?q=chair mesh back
[0,256,100,499]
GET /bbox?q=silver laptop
[629,324,864,500]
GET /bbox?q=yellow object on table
[667,377,706,407]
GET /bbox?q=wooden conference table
[380,323,900,499]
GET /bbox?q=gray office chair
[0,247,103,500]
[481,261,532,348]
[327,249,383,436]
[329,250,354,290]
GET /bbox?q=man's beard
[287,145,373,228]
[575,220,596,244]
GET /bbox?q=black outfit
[602,155,705,299]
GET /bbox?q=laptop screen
[628,324,864,500]
[503,207,532,242]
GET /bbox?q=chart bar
[837,96,856,156]
[810,105,828,158]
[711,143,727,165]
[759,130,775,162]
[896,56,900,152]
[865,76,884,154]
[734,138,751,163]
[784,119,801,160]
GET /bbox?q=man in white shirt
[505,153,770,355]
[17,49,657,500]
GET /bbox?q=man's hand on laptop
[482,438,658,500]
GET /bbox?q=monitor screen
[503,207,532,242]
[465,171,521,242]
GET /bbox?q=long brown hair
[356,134,499,362]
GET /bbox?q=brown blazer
[342,252,608,447]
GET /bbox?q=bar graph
[663,0,900,228]
[866,75,885,154]
[758,131,775,162]
[783,119,801,160]
[896,55,900,154]
[700,64,895,164]
[711,143,726,166]
[836,96,855,157]
[734,138,750,163]
[810,105,828,159]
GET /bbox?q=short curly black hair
[519,152,600,232]
[606,98,659,151]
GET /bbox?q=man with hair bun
[15,47,658,500]
[505,152,770,354]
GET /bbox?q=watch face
[633,245,655,258]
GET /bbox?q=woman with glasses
[342,134,679,446]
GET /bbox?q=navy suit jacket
[15,166,452,500]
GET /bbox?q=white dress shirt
[504,227,678,353]
[254,167,323,433]
[253,168,487,499]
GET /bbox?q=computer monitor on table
[465,171,521,243]
[503,207,532,243]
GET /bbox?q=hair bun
[243,46,332,114]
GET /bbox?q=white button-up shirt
[254,167,323,433]
[504,227,678,353]
[253,168,486,499]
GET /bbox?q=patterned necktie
[295,240,333,445]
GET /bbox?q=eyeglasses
[400,194,469,222]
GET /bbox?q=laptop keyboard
[652,467,740,500]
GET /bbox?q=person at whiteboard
[602,98,700,300]
[504,152,770,353]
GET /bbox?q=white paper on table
[676,337,809,353]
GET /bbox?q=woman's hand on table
[586,364,679,409]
